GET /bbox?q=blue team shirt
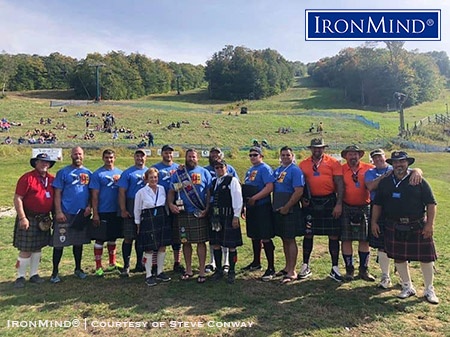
[53,165,92,214]
[364,165,393,201]
[152,162,179,192]
[204,164,238,180]
[170,166,212,213]
[244,162,275,205]
[273,163,305,193]
[117,166,148,198]
[89,166,123,212]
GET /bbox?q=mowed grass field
[0,79,449,337]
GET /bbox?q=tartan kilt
[384,220,437,262]
[13,215,50,251]
[176,213,209,244]
[89,212,123,241]
[137,207,172,251]
[209,214,243,248]
[245,203,275,240]
[123,198,137,240]
[170,212,181,245]
[304,195,341,236]
[369,220,387,249]
[274,206,304,239]
[51,213,91,248]
[340,204,370,242]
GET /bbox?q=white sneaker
[424,286,439,304]
[397,286,416,299]
[298,263,312,279]
[378,274,392,289]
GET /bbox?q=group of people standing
[12,140,439,304]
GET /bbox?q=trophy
[173,182,185,211]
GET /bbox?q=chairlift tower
[89,63,106,102]
[394,92,408,137]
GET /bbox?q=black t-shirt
[373,173,436,219]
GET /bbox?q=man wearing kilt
[13,153,56,288]
[242,147,276,282]
[152,145,184,274]
[51,146,92,283]
[364,149,423,288]
[134,168,172,286]
[340,145,375,282]
[273,146,305,283]
[89,149,123,277]
[204,147,238,275]
[118,149,148,277]
[167,149,212,283]
[372,151,438,304]
[299,139,344,282]
[208,159,243,284]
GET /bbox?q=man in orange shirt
[299,139,344,282]
[340,145,375,282]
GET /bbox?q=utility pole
[89,63,106,102]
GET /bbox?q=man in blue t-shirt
[118,149,148,277]
[50,146,92,283]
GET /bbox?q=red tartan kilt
[384,221,437,262]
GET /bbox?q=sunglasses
[352,173,359,183]
[249,153,259,157]
[214,166,225,169]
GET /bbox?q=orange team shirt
[342,161,373,206]
[299,154,342,197]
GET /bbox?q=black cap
[161,144,174,152]
[249,146,262,155]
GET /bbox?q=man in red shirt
[13,153,56,288]
[340,145,375,282]
[299,139,344,282]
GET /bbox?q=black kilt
[170,211,181,245]
[89,212,123,241]
[209,214,243,248]
[304,195,341,236]
[341,204,370,241]
[274,205,304,239]
[176,212,209,244]
[51,213,91,247]
[123,198,137,240]
[13,215,50,251]
[384,220,437,262]
[246,203,274,240]
[137,207,172,251]
[369,220,387,249]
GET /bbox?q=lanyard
[312,157,323,172]
[276,163,293,180]
[392,172,410,188]
[40,176,48,189]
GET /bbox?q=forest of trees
[205,45,296,100]
[1,43,449,109]
[307,42,450,108]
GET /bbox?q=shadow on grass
[0,270,421,336]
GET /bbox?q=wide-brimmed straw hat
[341,145,365,158]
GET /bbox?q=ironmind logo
[306,10,441,41]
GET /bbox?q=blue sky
[0,0,448,65]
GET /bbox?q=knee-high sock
[152,251,158,268]
[222,246,229,266]
[157,251,166,275]
[122,241,132,269]
[172,244,181,264]
[73,245,83,271]
[343,254,353,268]
[107,242,116,266]
[94,243,103,269]
[213,249,222,272]
[30,252,42,277]
[208,245,216,266]
[17,256,31,278]
[358,251,370,270]
[263,240,275,270]
[395,261,412,287]
[52,248,64,276]
[378,251,390,277]
[135,240,144,267]
[229,250,237,272]
[328,239,340,267]
[144,252,152,278]
[251,239,262,265]
[303,237,313,264]
[420,262,434,289]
